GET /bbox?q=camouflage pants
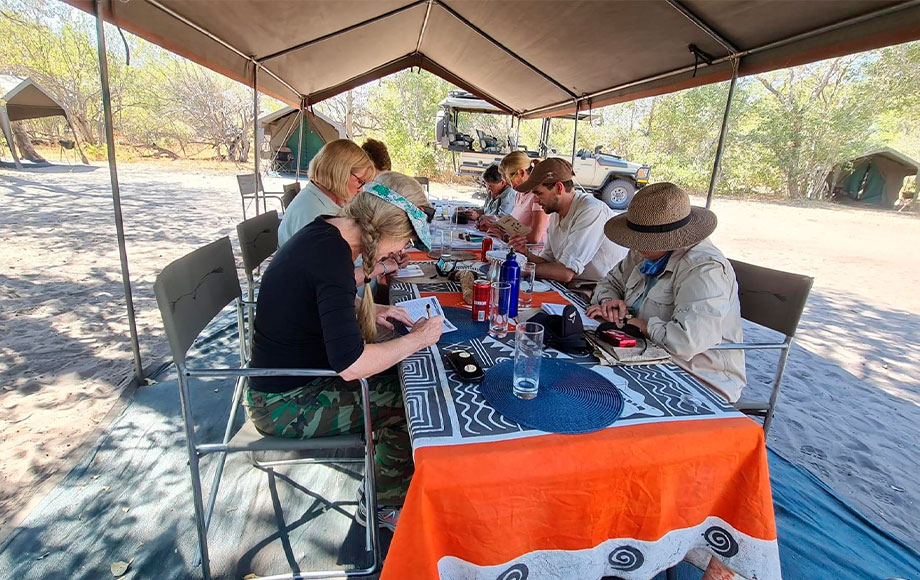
[245,374,412,506]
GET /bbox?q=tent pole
[295,98,305,180]
[570,100,580,164]
[0,107,23,169]
[514,115,521,151]
[93,0,144,384]
[252,64,261,214]
[706,59,739,209]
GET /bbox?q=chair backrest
[729,259,814,338]
[236,173,258,196]
[281,182,301,209]
[414,176,430,195]
[154,237,242,365]
[236,210,279,280]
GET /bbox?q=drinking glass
[513,321,544,400]
[440,228,454,260]
[489,281,512,338]
[519,262,536,308]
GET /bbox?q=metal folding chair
[153,237,379,580]
[236,173,286,220]
[413,176,430,196]
[281,182,302,209]
[711,259,814,434]
[236,211,279,361]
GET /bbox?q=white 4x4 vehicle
[562,146,651,209]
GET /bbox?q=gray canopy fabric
[66,0,920,118]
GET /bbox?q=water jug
[500,249,521,318]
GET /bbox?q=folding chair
[710,259,814,434]
[281,182,302,209]
[236,173,286,220]
[236,210,279,361]
[153,237,379,580]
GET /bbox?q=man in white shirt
[509,158,627,283]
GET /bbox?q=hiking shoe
[376,507,400,532]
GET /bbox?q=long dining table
[379,221,781,580]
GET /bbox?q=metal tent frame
[83,0,920,383]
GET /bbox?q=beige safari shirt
[591,238,746,402]
[539,193,628,281]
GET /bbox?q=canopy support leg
[514,114,521,152]
[570,100,580,164]
[295,98,305,180]
[252,64,261,214]
[0,107,23,169]
[93,0,144,384]
[706,58,739,209]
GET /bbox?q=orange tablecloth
[384,246,781,579]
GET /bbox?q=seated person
[585,182,745,402]
[466,164,516,223]
[482,151,549,244]
[508,158,627,283]
[362,138,392,175]
[279,139,375,247]
[247,185,443,529]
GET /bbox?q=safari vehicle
[436,91,650,209]
[567,146,651,209]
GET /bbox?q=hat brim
[604,206,717,252]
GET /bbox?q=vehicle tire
[600,178,636,210]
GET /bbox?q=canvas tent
[63,0,920,382]
[0,75,78,168]
[829,148,920,208]
[258,106,345,175]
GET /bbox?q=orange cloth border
[381,417,776,579]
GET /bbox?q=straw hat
[603,182,717,252]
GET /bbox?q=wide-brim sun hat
[603,182,717,252]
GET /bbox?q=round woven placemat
[440,306,489,344]
[480,359,623,434]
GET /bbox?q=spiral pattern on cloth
[703,526,740,557]
[496,563,529,580]
[608,545,644,571]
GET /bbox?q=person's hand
[389,251,409,269]
[477,216,496,231]
[467,210,482,221]
[507,234,529,254]
[585,299,628,325]
[408,315,443,348]
[375,304,413,330]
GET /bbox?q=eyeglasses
[351,172,367,189]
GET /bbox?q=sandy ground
[0,162,918,552]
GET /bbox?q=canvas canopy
[0,76,69,167]
[829,147,920,208]
[66,0,920,119]
[259,106,345,174]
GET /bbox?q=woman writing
[248,180,442,530]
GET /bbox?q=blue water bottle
[500,249,521,318]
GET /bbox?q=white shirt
[539,192,627,281]
[278,181,342,247]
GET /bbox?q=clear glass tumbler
[440,228,454,260]
[489,281,512,338]
[519,262,536,308]
[513,321,544,400]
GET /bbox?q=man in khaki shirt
[509,158,626,283]
[586,182,746,402]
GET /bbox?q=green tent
[259,107,345,175]
[830,148,919,208]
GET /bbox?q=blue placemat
[480,359,623,434]
[440,306,489,344]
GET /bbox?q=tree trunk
[12,122,46,162]
[345,90,354,139]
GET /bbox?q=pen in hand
[426,304,431,319]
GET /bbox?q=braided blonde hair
[340,171,428,342]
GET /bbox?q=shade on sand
[64,0,920,118]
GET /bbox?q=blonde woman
[278,139,375,247]
[483,151,549,244]
[364,171,433,284]
[248,179,442,531]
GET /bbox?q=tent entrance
[844,162,886,204]
[285,120,324,176]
